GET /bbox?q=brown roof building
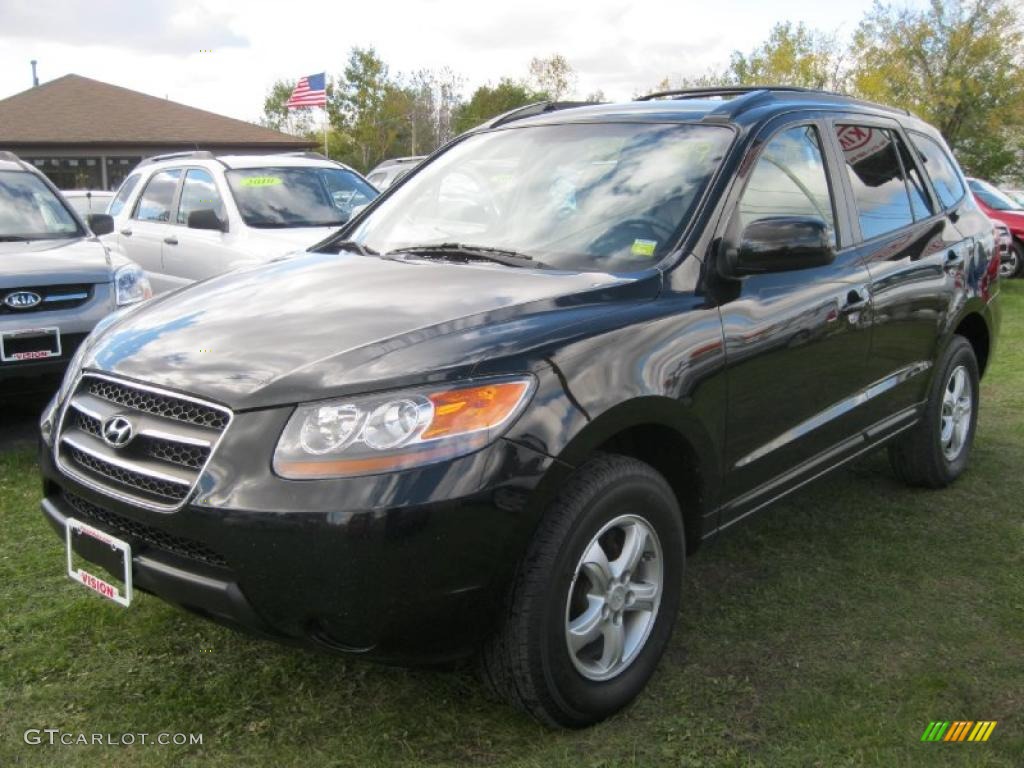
[0,74,314,190]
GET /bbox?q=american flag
[285,73,327,109]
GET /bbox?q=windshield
[0,170,83,240]
[969,178,1023,211]
[348,122,733,272]
[225,167,378,228]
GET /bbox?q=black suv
[39,87,1001,727]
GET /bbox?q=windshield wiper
[387,243,542,269]
[0,235,32,242]
[332,240,379,257]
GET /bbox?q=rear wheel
[479,454,684,728]
[889,336,979,488]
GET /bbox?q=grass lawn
[2,283,1022,768]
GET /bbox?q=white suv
[105,152,378,293]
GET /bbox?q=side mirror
[86,213,114,236]
[720,216,835,277]
[187,209,227,232]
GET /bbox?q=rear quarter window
[909,133,966,210]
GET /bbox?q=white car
[366,156,425,190]
[62,190,115,218]
[105,152,378,293]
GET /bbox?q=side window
[108,173,140,217]
[738,124,836,237]
[835,125,915,240]
[893,132,934,220]
[133,169,181,222]
[910,132,966,209]
[176,168,225,225]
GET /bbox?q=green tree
[728,22,845,90]
[528,54,577,100]
[851,0,1024,178]
[454,78,546,133]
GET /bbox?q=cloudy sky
[0,0,926,124]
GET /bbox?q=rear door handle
[120,228,132,236]
[163,236,178,245]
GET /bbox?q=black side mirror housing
[86,213,114,236]
[720,216,835,277]
[187,209,227,232]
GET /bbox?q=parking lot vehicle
[994,222,1014,276]
[1003,187,1024,207]
[366,156,425,189]
[62,190,115,218]
[106,152,378,293]
[0,152,149,391]
[39,88,1001,727]
[968,177,1024,278]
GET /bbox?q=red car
[968,177,1024,278]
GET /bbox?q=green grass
[2,284,1023,768]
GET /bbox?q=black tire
[888,336,979,488]
[479,453,684,728]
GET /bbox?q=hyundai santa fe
[38,87,1001,727]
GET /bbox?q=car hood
[83,252,642,409]
[0,237,114,288]
[241,226,341,258]
[986,208,1024,234]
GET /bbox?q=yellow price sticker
[631,239,657,257]
[241,176,282,188]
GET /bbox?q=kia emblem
[3,290,42,309]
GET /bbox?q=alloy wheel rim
[999,250,1018,278]
[564,514,664,682]
[939,365,973,462]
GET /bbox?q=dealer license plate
[1,327,61,362]
[65,517,133,607]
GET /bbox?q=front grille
[1,283,92,314]
[63,490,227,568]
[87,378,228,429]
[69,446,189,502]
[56,373,232,510]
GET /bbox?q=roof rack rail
[138,150,218,166]
[637,86,815,102]
[638,85,912,117]
[483,100,593,130]
[280,151,334,160]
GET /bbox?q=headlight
[114,264,152,306]
[274,377,534,479]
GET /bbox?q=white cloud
[0,0,929,124]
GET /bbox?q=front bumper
[39,415,557,663]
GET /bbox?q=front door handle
[840,287,870,313]
[944,249,965,272]
[163,235,178,245]
[120,228,132,237]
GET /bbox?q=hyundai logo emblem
[102,415,135,448]
[3,290,42,309]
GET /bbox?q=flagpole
[322,72,329,159]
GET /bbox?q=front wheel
[479,454,684,728]
[889,336,979,488]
